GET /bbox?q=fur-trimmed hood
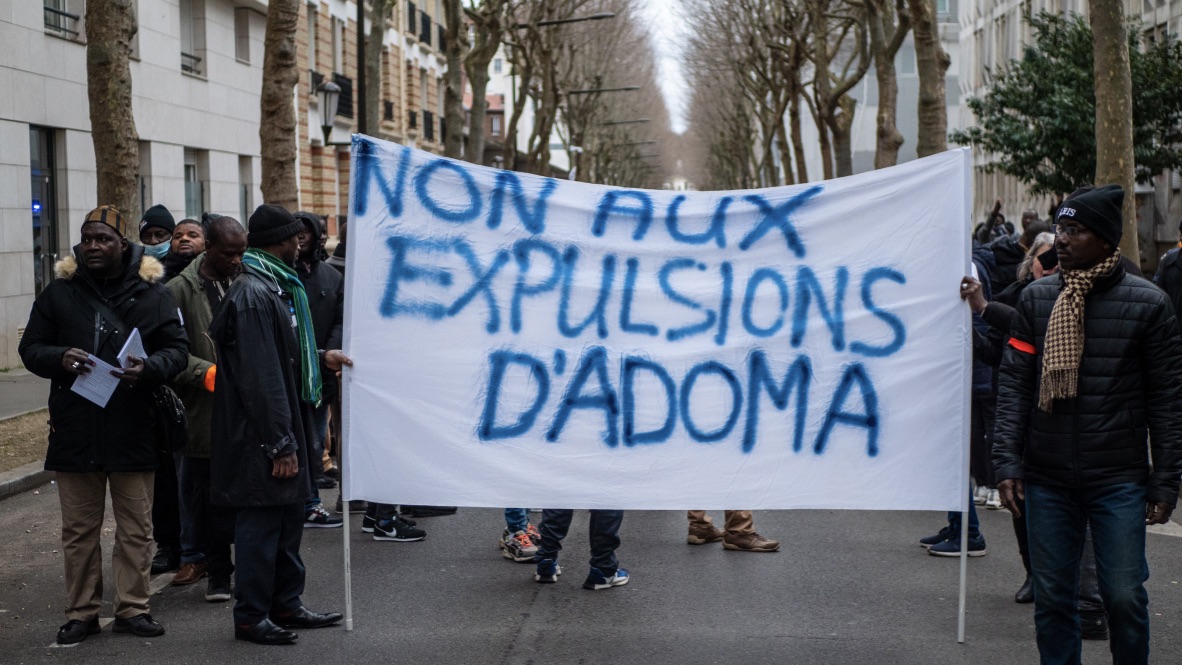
[54,245,165,283]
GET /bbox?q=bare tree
[260,0,301,210]
[464,0,508,166]
[442,0,468,158]
[804,0,870,179]
[907,0,948,158]
[864,0,909,168]
[364,0,394,141]
[1089,0,1137,262]
[85,0,139,222]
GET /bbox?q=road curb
[0,461,51,501]
[0,407,46,423]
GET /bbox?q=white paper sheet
[70,354,120,408]
[117,328,145,368]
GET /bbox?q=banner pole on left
[340,380,354,631]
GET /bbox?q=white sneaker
[973,486,989,506]
[986,488,1002,510]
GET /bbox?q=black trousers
[153,449,181,550]
[176,455,235,577]
[969,395,997,488]
[233,503,306,625]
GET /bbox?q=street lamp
[315,80,349,146]
[512,12,615,29]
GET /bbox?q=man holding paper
[19,206,189,646]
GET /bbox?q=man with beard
[209,205,351,645]
[164,219,206,282]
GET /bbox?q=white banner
[342,136,971,511]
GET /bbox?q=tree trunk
[85,0,139,225]
[830,94,857,177]
[776,116,795,185]
[464,1,504,167]
[365,0,392,141]
[260,0,300,210]
[789,87,809,183]
[442,0,466,159]
[908,0,948,158]
[868,0,908,168]
[1090,0,1138,263]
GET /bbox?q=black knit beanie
[139,204,176,236]
[1056,184,1124,249]
[248,204,302,247]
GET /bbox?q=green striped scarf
[243,248,323,405]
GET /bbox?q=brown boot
[722,532,780,552]
[172,562,208,586]
[687,522,726,545]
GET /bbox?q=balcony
[181,52,203,75]
[333,73,354,119]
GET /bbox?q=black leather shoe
[271,606,343,629]
[57,618,100,645]
[1081,611,1109,641]
[235,618,298,645]
[113,613,165,637]
[1015,575,1034,604]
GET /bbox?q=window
[332,18,344,74]
[407,1,417,33]
[44,0,83,41]
[238,156,253,224]
[307,6,318,72]
[936,0,949,13]
[30,126,60,296]
[420,12,432,45]
[493,58,502,74]
[137,140,151,217]
[183,149,208,218]
[180,0,206,75]
[490,115,502,136]
[235,8,251,63]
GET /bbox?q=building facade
[0,0,446,369]
[958,0,1182,265]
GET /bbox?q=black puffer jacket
[1153,247,1182,323]
[208,265,314,507]
[992,264,1182,505]
[18,245,189,472]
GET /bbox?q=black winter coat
[992,264,1182,505]
[1153,247,1182,323]
[18,245,188,472]
[208,265,315,507]
[297,259,343,393]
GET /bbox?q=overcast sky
[634,0,690,134]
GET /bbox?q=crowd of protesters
[17,185,1182,663]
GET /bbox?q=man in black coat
[293,211,344,526]
[208,204,351,645]
[1152,218,1182,319]
[993,185,1182,664]
[19,206,188,645]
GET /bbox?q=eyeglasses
[1052,224,1084,238]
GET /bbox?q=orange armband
[203,364,217,392]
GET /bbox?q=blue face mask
[143,241,169,260]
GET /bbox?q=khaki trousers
[56,471,155,621]
[687,510,755,536]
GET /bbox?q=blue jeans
[304,402,329,511]
[175,455,235,576]
[535,509,623,573]
[947,484,981,538]
[504,508,530,532]
[1026,482,1150,665]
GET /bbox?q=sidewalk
[0,367,49,420]
[0,368,50,500]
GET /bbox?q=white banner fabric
[342,136,971,511]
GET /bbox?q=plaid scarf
[243,248,323,406]
[1038,250,1122,412]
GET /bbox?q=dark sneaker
[361,513,376,533]
[1015,574,1034,604]
[1081,611,1109,640]
[583,566,630,590]
[402,505,458,517]
[500,528,539,562]
[919,526,953,548]
[151,545,179,575]
[928,534,987,557]
[113,613,165,637]
[316,476,338,490]
[57,618,100,645]
[205,576,233,603]
[525,523,541,545]
[534,558,561,583]
[334,497,367,513]
[373,517,426,542]
[304,505,343,528]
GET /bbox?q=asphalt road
[3,483,1182,664]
